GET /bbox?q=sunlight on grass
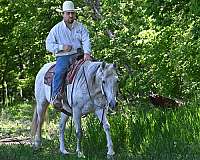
[0,101,200,159]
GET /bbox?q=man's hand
[84,53,92,61]
[63,45,72,52]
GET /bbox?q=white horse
[31,60,118,158]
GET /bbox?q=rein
[69,62,110,126]
[82,64,108,126]
[83,66,92,101]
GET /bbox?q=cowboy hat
[56,1,81,12]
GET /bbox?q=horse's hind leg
[59,113,69,154]
[95,109,115,157]
[33,100,49,149]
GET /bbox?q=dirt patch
[0,137,31,145]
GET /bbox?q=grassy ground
[0,101,200,160]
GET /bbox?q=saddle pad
[44,59,85,86]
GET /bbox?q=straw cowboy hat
[56,1,81,12]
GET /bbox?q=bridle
[82,64,111,126]
[82,65,109,107]
[69,62,117,125]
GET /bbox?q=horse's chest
[81,103,95,115]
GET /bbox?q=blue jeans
[52,55,72,100]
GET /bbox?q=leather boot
[52,94,63,111]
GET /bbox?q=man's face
[63,11,76,24]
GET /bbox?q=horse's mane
[83,61,102,77]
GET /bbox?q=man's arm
[46,28,72,54]
[81,26,92,60]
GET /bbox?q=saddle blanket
[44,59,85,86]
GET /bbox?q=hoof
[60,149,76,155]
[60,149,70,155]
[107,150,115,156]
[32,142,41,151]
[77,151,85,158]
[32,145,41,151]
[107,154,115,160]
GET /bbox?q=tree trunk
[84,0,114,38]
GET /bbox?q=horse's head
[97,62,119,110]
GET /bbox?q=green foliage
[0,102,200,159]
[1,0,200,159]
[1,0,200,105]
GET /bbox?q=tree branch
[84,0,114,38]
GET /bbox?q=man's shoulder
[75,21,82,25]
[74,21,86,29]
[51,21,64,30]
[55,21,64,27]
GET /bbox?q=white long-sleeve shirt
[46,20,91,57]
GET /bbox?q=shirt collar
[62,20,77,29]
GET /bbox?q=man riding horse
[46,1,92,112]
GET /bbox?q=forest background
[1,0,200,105]
[0,0,200,159]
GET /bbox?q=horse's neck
[83,61,101,71]
[83,61,102,93]
[83,61,101,78]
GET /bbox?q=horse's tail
[31,103,49,139]
[31,62,52,141]
[31,105,38,139]
[43,107,49,130]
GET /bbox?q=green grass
[0,101,200,160]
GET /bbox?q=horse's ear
[101,62,106,69]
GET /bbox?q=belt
[55,48,83,57]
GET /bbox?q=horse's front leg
[95,109,115,157]
[73,107,85,158]
[59,113,69,154]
